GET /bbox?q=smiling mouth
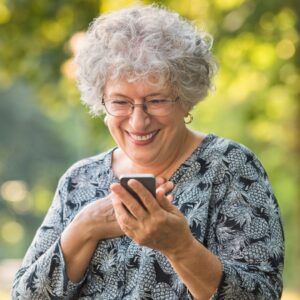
[127,130,159,143]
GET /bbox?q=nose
[128,104,151,130]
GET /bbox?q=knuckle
[119,214,130,225]
[161,182,168,189]
[128,201,140,211]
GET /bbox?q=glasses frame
[102,96,179,117]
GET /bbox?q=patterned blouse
[12,134,284,299]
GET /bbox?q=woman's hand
[111,178,222,299]
[66,193,124,243]
[110,178,194,256]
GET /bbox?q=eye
[147,99,168,105]
[110,99,130,106]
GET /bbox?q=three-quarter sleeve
[208,155,284,299]
[12,174,86,299]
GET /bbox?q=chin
[128,152,155,165]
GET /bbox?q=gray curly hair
[75,4,218,116]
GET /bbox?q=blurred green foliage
[0,0,299,291]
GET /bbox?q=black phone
[120,174,156,200]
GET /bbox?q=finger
[111,183,147,219]
[156,189,175,211]
[156,181,174,196]
[155,176,166,188]
[111,194,136,231]
[128,179,161,213]
[166,194,174,203]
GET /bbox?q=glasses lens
[146,99,175,116]
[105,100,131,116]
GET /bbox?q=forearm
[164,238,222,300]
[61,219,98,283]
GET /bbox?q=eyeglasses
[102,97,179,117]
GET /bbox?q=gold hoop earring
[184,113,193,124]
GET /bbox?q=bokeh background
[0,0,299,299]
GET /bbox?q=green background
[0,0,299,297]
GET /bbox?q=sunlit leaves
[276,39,296,60]
[31,186,52,214]
[222,7,250,32]
[250,43,277,69]
[213,0,246,11]
[1,180,28,203]
[100,0,138,12]
[39,20,68,45]
[1,221,24,244]
[0,0,10,24]
[167,0,209,22]
[217,33,255,68]
[275,8,297,32]
[279,63,300,89]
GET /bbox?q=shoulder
[203,134,255,160]
[192,133,272,189]
[201,134,262,173]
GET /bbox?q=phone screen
[120,174,156,200]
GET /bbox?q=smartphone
[120,174,156,200]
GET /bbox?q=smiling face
[103,77,190,172]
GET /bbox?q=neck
[114,129,203,179]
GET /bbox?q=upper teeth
[131,132,155,141]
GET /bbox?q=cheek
[162,115,185,129]
[106,119,128,145]
[106,119,120,137]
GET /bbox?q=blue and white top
[12,134,284,299]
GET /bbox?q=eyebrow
[107,92,167,99]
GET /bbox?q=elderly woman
[12,5,284,300]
